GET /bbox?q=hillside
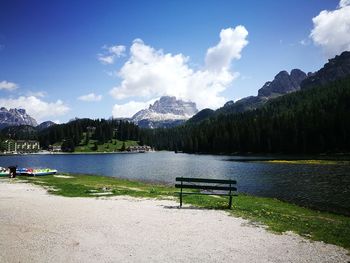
[140,76,350,154]
[188,51,350,124]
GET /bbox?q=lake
[0,151,349,216]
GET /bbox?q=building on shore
[48,145,62,152]
[127,145,152,153]
[1,139,40,154]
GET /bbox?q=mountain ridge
[189,51,350,124]
[131,96,198,128]
[0,107,38,129]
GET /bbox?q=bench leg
[179,192,182,208]
[228,196,232,209]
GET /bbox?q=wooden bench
[175,177,237,209]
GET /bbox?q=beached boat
[17,168,57,176]
[0,167,9,177]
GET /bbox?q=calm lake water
[0,152,349,216]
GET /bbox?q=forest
[139,77,350,154]
[1,77,349,154]
[0,118,140,152]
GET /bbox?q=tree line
[39,118,140,151]
[2,77,349,154]
[139,77,350,154]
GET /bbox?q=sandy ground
[0,180,349,263]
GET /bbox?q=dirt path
[0,181,349,263]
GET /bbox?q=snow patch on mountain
[131,96,198,128]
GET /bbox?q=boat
[16,168,57,176]
[0,167,9,177]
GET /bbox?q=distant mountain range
[189,51,350,124]
[216,68,307,115]
[2,51,350,131]
[0,107,55,130]
[131,96,198,128]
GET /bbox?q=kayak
[17,168,57,176]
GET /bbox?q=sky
[0,0,350,123]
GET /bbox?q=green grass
[74,139,138,153]
[10,174,350,250]
[259,160,350,165]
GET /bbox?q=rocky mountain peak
[301,51,350,89]
[132,96,198,128]
[258,69,307,97]
[0,107,38,129]
[147,96,198,116]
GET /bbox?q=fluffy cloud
[310,1,350,57]
[0,96,70,122]
[112,99,157,118]
[0,80,18,91]
[109,26,248,115]
[98,44,126,64]
[339,0,350,7]
[77,93,102,102]
[205,26,248,71]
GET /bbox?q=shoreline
[0,180,349,262]
[1,173,349,250]
[1,150,350,159]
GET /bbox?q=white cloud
[0,96,70,122]
[98,44,126,64]
[299,39,310,46]
[98,55,115,64]
[109,26,248,111]
[310,1,350,57]
[112,99,157,118]
[205,26,248,71]
[108,45,126,56]
[77,93,102,102]
[26,91,47,98]
[0,80,18,91]
[339,0,350,8]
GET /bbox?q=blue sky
[0,0,349,123]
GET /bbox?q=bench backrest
[175,177,237,192]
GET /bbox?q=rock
[132,96,198,128]
[301,51,350,89]
[0,108,38,129]
[258,69,307,97]
[37,121,56,130]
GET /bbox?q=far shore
[0,150,155,156]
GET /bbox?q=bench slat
[175,177,236,184]
[177,192,238,196]
[175,184,237,191]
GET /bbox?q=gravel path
[0,180,349,263]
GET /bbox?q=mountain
[132,96,198,128]
[301,51,350,89]
[37,121,56,131]
[187,108,215,124]
[0,108,38,129]
[187,51,350,125]
[207,69,307,117]
[258,69,307,97]
[140,51,350,155]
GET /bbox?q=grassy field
[258,160,350,165]
[74,139,138,153]
[11,173,350,250]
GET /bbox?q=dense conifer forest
[139,77,350,154]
